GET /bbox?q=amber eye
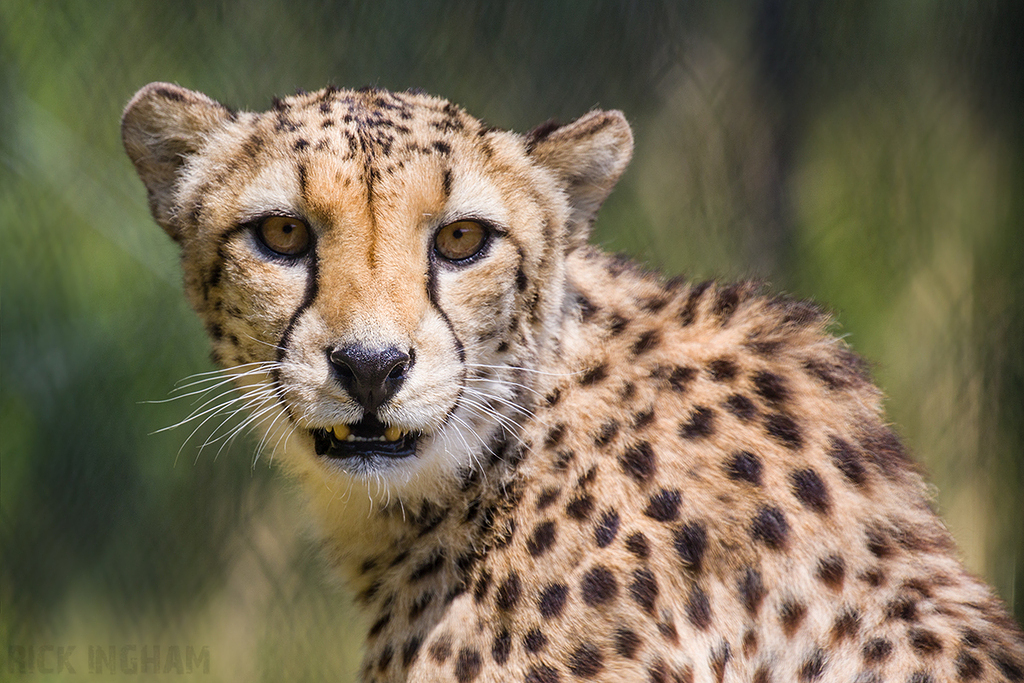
[256,215,311,257]
[434,221,487,262]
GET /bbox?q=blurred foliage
[2,1,1022,680]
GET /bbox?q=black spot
[765,412,803,449]
[536,487,561,510]
[680,406,716,439]
[631,329,660,355]
[496,572,521,611]
[632,407,655,429]
[708,358,738,381]
[687,585,712,629]
[575,466,597,489]
[750,506,789,549]
[866,525,893,558]
[829,436,867,486]
[608,313,629,335]
[523,628,547,653]
[642,294,669,312]
[429,636,452,664]
[554,450,575,471]
[991,651,1024,683]
[409,592,434,620]
[657,619,679,645]
[620,442,657,483]
[378,644,394,671]
[743,631,759,658]
[863,638,893,663]
[538,582,569,619]
[544,423,566,448]
[726,451,763,486]
[294,137,309,151]
[415,501,449,536]
[402,635,422,668]
[625,532,650,559]
[526,520,558,557]
[909,629,943,656]
[752,371,789,406]
[831,609,861,642]
[491,628,511,664]
[567,643,603,678]
[580,363,607,386]
[619,381,636,401]
[673,522,707,573]
[580,565,618,606]
[791,468,832,513]
[815,555,845,591]
[679,281,712,326]
[955,651,983,680]
[885,596,918,622]
[858,426,910,478]
[644,489,682,522]
[473,570,492,603]
[710,640,732,683]
[410,550,446,581]
[594,510,621,548]
[545,388,562,407]
[455,648,482,683]
[779,600,807,637]
[860,568,885,587]
[992,651,1024,681]
[566,494,595,520]
[724,393,757,421]
[594,420,619,447]
[629,568,658,614]
[614,628,642,659]
[799,649,827,681]
[739,568,766,616]
[908,673,935,683]
[648,658,669,683]
[712,284,742,322]
[516,266,528,292]
[668,366,697,392]
[368,612,391,637]
[525,664,560,683]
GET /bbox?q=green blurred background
[2,1,1022,680]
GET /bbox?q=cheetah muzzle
[123,82,1023,683]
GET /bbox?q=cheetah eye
[256,215,311,257]
[434,221,488,262]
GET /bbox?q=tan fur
[123,83,1023,683]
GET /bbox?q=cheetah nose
[327,344,411,414]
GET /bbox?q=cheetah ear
[122,82,233,241]
[527,110,633,250]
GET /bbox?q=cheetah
[122,82,1023,683]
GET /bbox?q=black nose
[327,344,411,414]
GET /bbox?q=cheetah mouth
[311,415,419,460]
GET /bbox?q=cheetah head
[123,83,631,504]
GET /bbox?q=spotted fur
[123,83,1023,683]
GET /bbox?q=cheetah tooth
[384,426,405,442]
[332,424,351,440]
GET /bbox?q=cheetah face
[123,84,631,502]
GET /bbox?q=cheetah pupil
[123,83,1023,683]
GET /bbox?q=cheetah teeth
[331,424,407,442]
